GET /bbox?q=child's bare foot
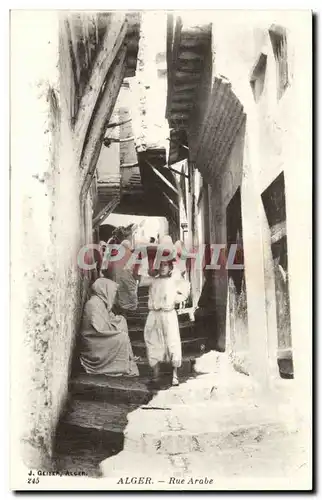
[172,374,179,386]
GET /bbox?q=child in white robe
[143,261,190,387]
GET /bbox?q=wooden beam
[80,44,127,205]
[167,165,189,178]
[93,196,120,228]
[270,221,287,244]
[166,13,174,120]
[161,189,180,212]
[120,162,139,168]
[217,112,246,173]
[152,179,180,214]
[106,118,132,129]
[166,137,189,150]
[74,13,128,165]
[145,159,179,196]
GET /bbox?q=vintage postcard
[10,9,312,491]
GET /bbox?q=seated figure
[79,277,139,377]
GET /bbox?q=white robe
[143,269,190,368]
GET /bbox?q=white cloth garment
[143,270,190,368]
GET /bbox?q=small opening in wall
[250,52,267,103]
[269,24,289,100]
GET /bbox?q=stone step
[128,317,195,328]
[100,427,306,484]
[61,386,297,461]
[59,396,295,477]
[127,310,193,323]
[136,357,197,378]
[138,295,149,304]
[109,397,301,457]
[69,373,156,405]
[135,306,149,314]
[70,357,201,404]
[137,294,149,300]
[132,337,208,359]
[56,400,128,461]
[128,320,196,342]
[137,292,149,299]
[57,352,305,482]
[61,399,136,434]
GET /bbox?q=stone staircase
[54,351,306,483]
[54,283,209,476]
[53,286,307,484]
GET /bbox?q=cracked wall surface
[11,11,97,469]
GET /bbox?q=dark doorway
[226,187,249,374]
[261,172,293,379]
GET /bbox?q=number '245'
[28,477,39,484]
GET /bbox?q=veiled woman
[79,278,139,377]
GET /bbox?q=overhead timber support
[92,196,121,229]
[74,13,141,206]
[79,44,128,205]
[166,15,212,165]
[73,12,129,169]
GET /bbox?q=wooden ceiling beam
[74,13,128,165]
[93,196,120,228]
[80,44,127,205]
[145,159,179,196]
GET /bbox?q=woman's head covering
[91,278,119,311]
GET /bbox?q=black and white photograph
[9,9,312,491]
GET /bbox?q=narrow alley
[11,9,312,491]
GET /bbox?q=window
[269,24,289,100]
[250,52,267,102]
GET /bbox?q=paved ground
[99,352,311,489]
[55,351,311,489]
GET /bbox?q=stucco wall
[188,12,311,393]
[11,11,93,469]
